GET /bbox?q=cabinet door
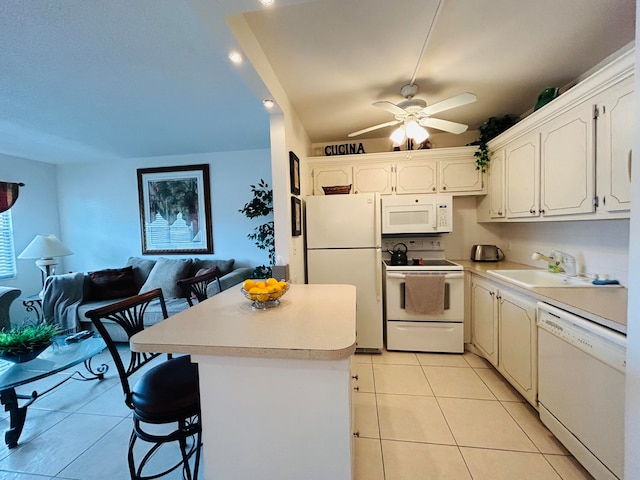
[395,160,437,194]
[488,148,506,218]
[353,163,393,195]
[540,101,595,216]
[439,158,485,194]
[597,76,633,212]
[312,165,352,195]
[505,132,540,218]
[497,290,537,406]
[471,277,498,366]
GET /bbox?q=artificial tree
[239,179,274,278]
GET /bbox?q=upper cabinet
[505,131,540,218]
[596,76,634,213]
[308,147,484,196]
[477,47,634,222]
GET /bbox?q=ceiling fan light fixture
[412,126,429,143]
[390,126,406,145]
[405,119,429,143]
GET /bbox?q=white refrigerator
[305,193,383,352]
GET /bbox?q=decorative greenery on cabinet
[471,114,519,172]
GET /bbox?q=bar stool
[177,269,221,306]
[84,288,201,479]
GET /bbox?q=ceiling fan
[348,83,477,143]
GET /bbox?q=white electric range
[382,236,464,353]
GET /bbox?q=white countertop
[130,283,357,360]
[457,260,628,333]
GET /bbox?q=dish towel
[405,275,445,315]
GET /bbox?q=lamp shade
[18,234,73,259]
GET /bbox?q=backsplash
[500,220,630,286]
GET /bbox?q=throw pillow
[126,257,157,290]
[193,258,235,277]
[139,258,193,299]
[87,266,138,301]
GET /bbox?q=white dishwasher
[537,302,626,480]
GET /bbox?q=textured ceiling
[0,0,635,164]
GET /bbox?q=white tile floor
[0,346,594,479]
[351,349,595,480]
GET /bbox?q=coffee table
[0,336,108,448]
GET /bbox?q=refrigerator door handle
[376,249,382,301]
[374,193,381,247]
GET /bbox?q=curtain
[0,182,24,213]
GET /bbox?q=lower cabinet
[497,289,537,406]
[471,275,538,407]
[471,276,499,366]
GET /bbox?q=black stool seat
[132,356,200,423]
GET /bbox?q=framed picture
[289,151,300,195]
[137,164,213,254]
[291,196,302,237]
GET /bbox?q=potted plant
[0,321,60,363]
[239,179,275,278]
[471,114,520,172]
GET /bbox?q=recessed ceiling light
[259,0,274,5]
[228,51,243,64]
[262,99,275,109]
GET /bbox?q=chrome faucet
[531,250,577,276]
[550,250,577,277]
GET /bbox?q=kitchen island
[130,283,357,480]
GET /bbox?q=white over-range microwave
[381,194,453,234]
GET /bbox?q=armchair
[0,287,21,331]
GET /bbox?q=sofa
[42,256,253,342]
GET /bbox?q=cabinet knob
[442,186,447,191]
[353,386,359,392]
[353,431,360,438]
[489,291,495,297]
[432,187,436,191]
[498,210,503,216]
[529,208,536,214]
[540,209,545,215]
[351,374,358,380]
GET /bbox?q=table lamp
[18,234,73,284]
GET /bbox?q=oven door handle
[386,273,464,280]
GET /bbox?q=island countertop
[130,283,357,360]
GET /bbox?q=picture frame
[137,164,213,254]
[289,151,300,195]
[291,196,302,237]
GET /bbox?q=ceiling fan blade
[420,92,477,116]
[348,120,401,137]
[372,101,407,116]
[419,117,469,134]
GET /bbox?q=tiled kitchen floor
[0,346,593,479]
[351,349,594,480]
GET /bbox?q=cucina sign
[324,143,366,156]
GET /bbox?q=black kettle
[388,243,408,266]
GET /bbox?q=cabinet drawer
[387,321,463,353]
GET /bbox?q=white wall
[446,196,503,260]
[499,219,630,285]
[0,154,62,320]
[56,149,272,274]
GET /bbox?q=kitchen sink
[486,269,614,288]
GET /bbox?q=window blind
[0,210,16,279]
